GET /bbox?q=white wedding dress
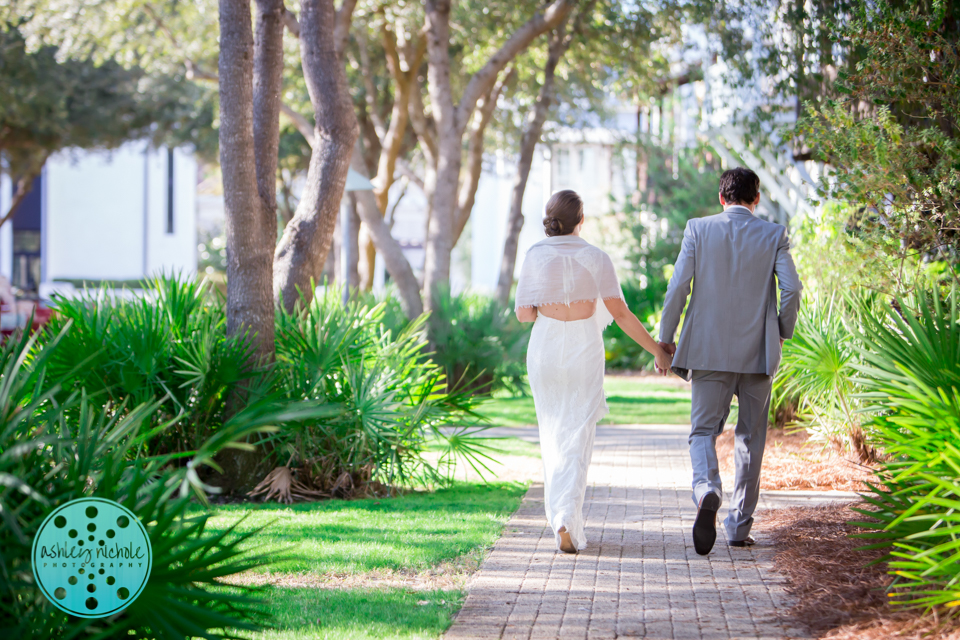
[516,235,624,551]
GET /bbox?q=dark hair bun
[544,217,564,236]
[543,190,583,237]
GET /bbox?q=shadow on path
[445,424,853,640]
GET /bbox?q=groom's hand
[658,341,676,356]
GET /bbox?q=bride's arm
[516,306,537,323]
[603,298,672,374]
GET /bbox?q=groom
[657,167,802,555]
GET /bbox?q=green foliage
[849,287,960,610]
[427,289,531,397]
[794,2,960,265]
[789,203,929,298]
[775,198,954,435]
[0,329,276,639]
[0,21,212,187]
[273,288,489,491]
[41,274,264,455]
[774,297,865,449]
[610,141,722,370]
[39,276,492,495]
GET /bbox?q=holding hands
[655,341,676,376]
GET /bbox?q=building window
[12,173,43,292]
[13,231,41,292]
[166,148,175,234]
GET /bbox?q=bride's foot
[557,526,577,554]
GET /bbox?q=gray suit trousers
[689,370,772,542]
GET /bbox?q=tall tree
[420,0,574,308]
[218,0,281,362]
[494,14,578,307]
[330,1,578,316]
[272,0,359,310]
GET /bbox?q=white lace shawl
[515,235,625,328]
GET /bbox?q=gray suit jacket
[659,205,802,380]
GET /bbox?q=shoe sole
[693,493,720,556]
[558,528,577,554]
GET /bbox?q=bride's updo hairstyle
[543,190,584,237]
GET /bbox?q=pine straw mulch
[758,502,960,639]
[716,428,874,492]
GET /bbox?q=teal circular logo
[31,497,152,618]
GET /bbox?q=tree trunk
[219,0,275,362]
[421,0,459,309]
[253,0,285,234]
[215,0,281,494]
[273,0,359,311]
[453,69,514,246]
[421,0,574,309]
[0,167,44,230]
[349,142,424,317]
[495,29,569,307]
[345,193,361,290]
[360,79,409,291]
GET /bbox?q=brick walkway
[446,424,852,640]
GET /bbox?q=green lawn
[257,588,461,640]
[208,482,526,639]
[206,377,688,638]
[208,482,527,574]
[478,377,692,427]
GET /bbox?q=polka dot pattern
[31,498,152,618]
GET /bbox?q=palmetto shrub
[850,286,960,610]
[0,328,277,639]
[38,276,492,500]
[774,296,874,458]
[268,288,492,498]
[41,274,261,456]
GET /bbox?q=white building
[0,142,198,296]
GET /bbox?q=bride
[515,190,673,554]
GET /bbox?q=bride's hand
[654,348,672,376]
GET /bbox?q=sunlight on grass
[207,482,527,574]
[426,436,541,458]
[256,587,462,640]
[478,377,691,427]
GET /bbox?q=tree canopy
[794,1,960,265]
[0,20,210,223]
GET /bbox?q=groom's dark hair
[719,167,760,205]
